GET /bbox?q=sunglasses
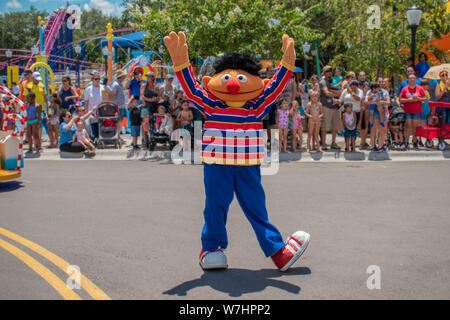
[93,78,100,80]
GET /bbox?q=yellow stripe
[0,227,111,300]
[0,238,82,300]
[173,61,190,72]
[202,156,264,166]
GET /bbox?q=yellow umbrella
[424,64,450,80]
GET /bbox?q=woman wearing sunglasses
[84,72,104,140]
[435,70,450,125]
[59,107,97,155]
[58,76,79,111]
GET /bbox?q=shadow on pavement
[0,180,24,193]
[163,267,311,297]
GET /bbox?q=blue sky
[1,0,126,16]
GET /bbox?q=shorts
[49,117,59,126]
[27,118,39,125]
[344,127,357,139]
[373,109,381,121]
[119,108,127,120]
[322,107,340,132]
[405,113,420,121]
[131,125,141,137]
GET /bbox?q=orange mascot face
[201,53,270,107]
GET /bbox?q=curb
[23,149,450,162]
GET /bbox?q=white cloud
[85,0,124,16]
[6,0,22,9]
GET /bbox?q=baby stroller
[387,104,405,150]
[97,101,121,149]
[147,113,176,151]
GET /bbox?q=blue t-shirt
[59,122,76,146]
[129,79,145,98]
[429,79,440,101]
[415,62,430,79]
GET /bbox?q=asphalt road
[1,160,450,300]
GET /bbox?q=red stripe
[213,107,254,117]
[204,122,263,131]
[289,236,303,247]
[288,242,298,252]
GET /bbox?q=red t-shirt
[400,85,425,114]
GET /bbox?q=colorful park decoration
[0,86,26,181]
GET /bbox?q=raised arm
[164,31,216,118]
[254,34,296,120]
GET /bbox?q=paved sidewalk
[25,133,449,162]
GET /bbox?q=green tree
[133,0,323,63]
[0,6,48,53]
[321,0,450,80]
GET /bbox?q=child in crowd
[47,93,61,148]
[176,100,194,151]
[289,100,303,152]
[26,92,42,153]
[366,82,388,151]
[72,120,96,151]
[277,99,289,153]
[154,104,173,136]
[366,82,386,129]
[140,98,150,147]
[128,96,142,149]
[342,103,357,152]
[331,67,343,90]
[177,100,194,134]
[305,91,323,152]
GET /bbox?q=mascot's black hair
[213,53,262,76]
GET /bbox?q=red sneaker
[199,248,228,270]
[271,231,310,272]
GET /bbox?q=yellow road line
[0,227,111,300]
[0,238,82,300]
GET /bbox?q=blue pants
[202,164,285,257]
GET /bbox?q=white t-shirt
[84,85,104,123]
[339,88,363,112]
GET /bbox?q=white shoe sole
[280,232,310,272]
[199,262,228,270]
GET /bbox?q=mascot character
[164,31,310,271]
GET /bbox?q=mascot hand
[163,31,189,67]
[281,34,296,68]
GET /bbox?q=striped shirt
[174,61,294,165]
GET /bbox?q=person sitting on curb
[59,106,97,157]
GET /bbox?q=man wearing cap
[319,65,342,149]
[24,72,49,145]
[112,69,128,138]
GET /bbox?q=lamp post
[406,5,422,64]
[302,42,310,80]
[75,45,81,87]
